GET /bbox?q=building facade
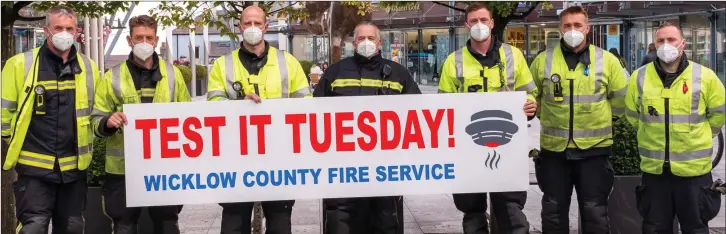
[284,1,725,86]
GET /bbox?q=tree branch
[228,2,243,15]
[268,1,299,15]
[432,1,465,12]
[509,3,539,20]
[16,15,45,22]
[13,1,33,12]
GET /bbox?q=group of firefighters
[1,2,724,234]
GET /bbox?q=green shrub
[176,65,207,84]
[195,64,208,81]
[299,60,313,76]
[610,118,641,176]
[176,65,192,84]
[88,137,107,187]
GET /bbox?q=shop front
[627,12,724,77]
[13,27,46,54]
[286,2,724,85]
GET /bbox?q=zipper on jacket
[10,55,41,144]
[568,79,574,144]
[664,98,670,167]
[483,78,488,92]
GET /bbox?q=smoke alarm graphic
[465,110,520,170]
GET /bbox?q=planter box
[85,187,154,234]
[607,175,678,234]
[185,80,209,97]
[195,79,208,96]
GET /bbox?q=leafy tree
[427,1,552,41]
[0,2,133,233]
[151,1,309,42]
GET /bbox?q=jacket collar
[560,39,591,66]
[41,40,81,74]
[126,52,162,82]
[353,52,382,70]
[466,37,502,68]
[654,53,689,81]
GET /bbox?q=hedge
[610,118,640,176]
[175,64,208,85]
[299,60,313,76]
[88,137,107,187]
[176,65,192,84]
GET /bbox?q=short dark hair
[656,21,684,39]
[47,5,77,27]
[559,6,589,21]
[465,3,493,21]
[128,15,158,36]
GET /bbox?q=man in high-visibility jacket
[1,6,99,234]
[437,3,537,234]
[529,6,629,233]
[90,15,190,234]
[207,6,311,234]
[625,22,725,233]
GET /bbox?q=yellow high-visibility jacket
[530,44,629,152]
[625,61,725,177]
[91,59,190,174]
[207,47,311,101]
[438,42,537,102]
[1,48,100,171]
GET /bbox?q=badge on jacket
[551,74,563,102]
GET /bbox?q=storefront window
[504,26,526,51]
[455,27,468,50]
[628,21,653,69]
[291,35,315,63]
[35,29,46,48]
[680,14,712,69]
[527,24,560,62]
[419,28,448,86]
[341,36,355,59]
[14,28,32,54]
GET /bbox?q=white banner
[123,92,530,207]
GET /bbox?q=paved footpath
[182,84,726,233]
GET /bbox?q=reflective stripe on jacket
[207,47,311,101]
[438,43,537,101]
[1,48,99,171]
[625,61,726,177]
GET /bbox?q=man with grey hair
[313,21,421,234]
[1,5,100,234]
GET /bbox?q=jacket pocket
[672,93,693,133]
[123,95,140,104]
[635,184,649,218]
[699,186,721,221]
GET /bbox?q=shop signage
[385,2,420,13]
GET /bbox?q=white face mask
[356,39,378,58]
[133,42,155,61]
[563,30,585,48]
[50,30,75,52]
[243,26,263,45]
[657,41,682,64]
[469,23,491,42]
